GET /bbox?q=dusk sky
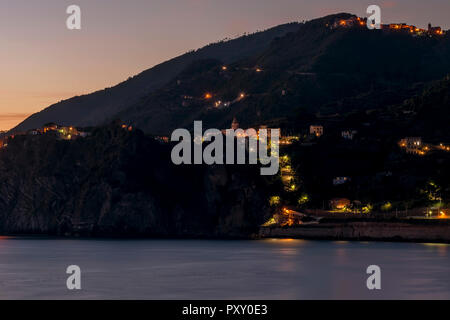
[1,0,449,130]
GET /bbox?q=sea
[0,237,449,299]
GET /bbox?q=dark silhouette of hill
[12,22,301,133]
[114,13,450,135]
[0,123,272,237]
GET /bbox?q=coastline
[2,219,450,244]
[259,219,450,243]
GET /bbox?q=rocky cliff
[0,124,272,237]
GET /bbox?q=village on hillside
[331,16,445,36]
[0,123,92,149]
[152,114,449,227]
[1,15,448,230]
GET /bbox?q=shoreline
[2,220,450,244]
[259,219,450,243]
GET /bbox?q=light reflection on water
[0,238,448,300]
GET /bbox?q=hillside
[12,22,301,133]
[0,123,272,237]
[114,13,450,135]
[12,13,450,136]
[2,13,450,236]
[273,75,450,212]
[402,76,450,140]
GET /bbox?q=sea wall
[259,221,450,243]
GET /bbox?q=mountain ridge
[11,22,301,133]
[11,13,450,136]
[113,13,450,135]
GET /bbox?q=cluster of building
[153,117,301,147]
[331,16,445,36]
[399,137,424,154]
[27,123,90,140]
[152,121,355,144]
[385,23,444,36]
[331,16,366,28]
[309,125,357,140]
[0,124,91,150]
[399,137,450,155]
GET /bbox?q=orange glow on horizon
[0,113,32,131]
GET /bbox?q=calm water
[0,237,449,299]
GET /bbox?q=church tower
[231,117,239,130]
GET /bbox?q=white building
[342,130,357,140]
[399,137,423,154]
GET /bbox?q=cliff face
[0,125,271,237]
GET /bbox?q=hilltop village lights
[170,121,280,176]
[333,16,445,36]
